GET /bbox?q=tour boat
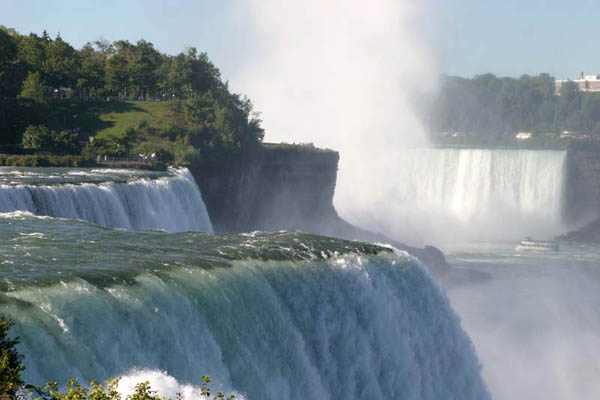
[515,236,559,251]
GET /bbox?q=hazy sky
[1,0,599,80]
[431,0,600,79]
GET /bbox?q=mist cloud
[230,0,438,242]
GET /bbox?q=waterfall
[352,148,566,243]
[0,168,212,233]
[0,227,489,400]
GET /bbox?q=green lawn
[49,100,171,140]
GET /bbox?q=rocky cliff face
[189,146,341,233]
[564,147,600,226]
[559,146,600,242]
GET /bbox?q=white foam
[118,370,245,400]
[0,168,212,233]
[12,254,490,399]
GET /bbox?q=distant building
[556,72,600,94]
[515,132,533,140]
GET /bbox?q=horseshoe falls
[0,168,212,233]
[369,148,567,244]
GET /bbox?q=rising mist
[230,0,438,244]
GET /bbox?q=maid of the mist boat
[516,236,559,251]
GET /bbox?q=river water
[446,241,600,400]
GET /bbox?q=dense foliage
[0,313,234,400]
[22,125,79,154]
[0,154,97,167]
[0,314,24,397]
[30,376,235,400]
[428,73,600,144]
[0,26,263,162]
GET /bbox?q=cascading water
[364,148,567,244]
[0,168,212,233]
[0,166,493,399]
[0,218,490,400]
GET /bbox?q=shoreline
[0,153,167,170]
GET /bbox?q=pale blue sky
[1,0,599,80]
[432,0,600,79]
[0,0,255,80]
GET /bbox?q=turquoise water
[0,168,490,400]
[0,213,385,288]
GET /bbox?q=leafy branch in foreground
[28,376,235,400]
[0,313,235,400]
[0,314,25,397]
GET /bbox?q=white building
[555,72,600,93]
[516,132,533,140]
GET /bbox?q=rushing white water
[0,168,212,233]
[0,225,490,400]
[117,370,234,400]
[351,148,567,244]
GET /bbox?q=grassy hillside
[1,29,264,158]
[49,100,171,140]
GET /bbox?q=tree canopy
[428,73,600,144]
[0,314,24,397]
[0,26,264,161]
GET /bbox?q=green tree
[17,33,46,73]
[128,40,161,98]
[428,73,600,143]
[105,53,130,97]
[43,34,78,89]
[77,43,105,98]
[0,314,24,397]
[165,53,189,98]
[51,130,79,154]
[558,81,582,128]
[0,313,236,400]
[22,124,53,150]
[186,48,218,97]
[1,26,266,157]
[0,26,25,98]
[22,125,79,154]
[0,28,17,67]
[19,71,46,103]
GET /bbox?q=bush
[30,376,235,400]
[18,72,46,104]
[22,125,53,150]
[0,154,96,167]
[21,125,79,154]
[0,314,24,397]
[174,146,202,166]
[52,130,79,154]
